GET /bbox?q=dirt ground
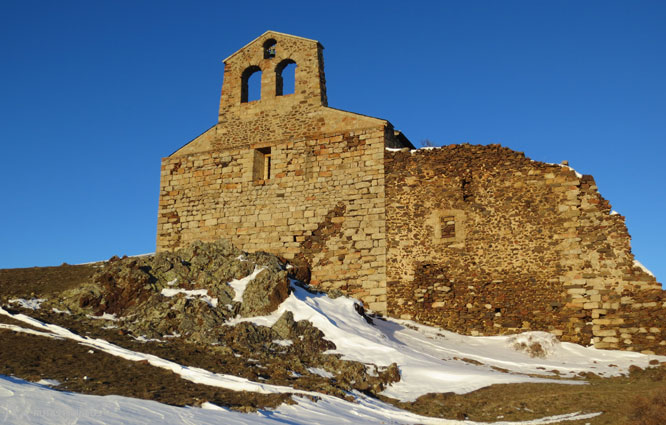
[381,367,666,424]
[0,263,97,299]
[2,263,665,424]
[0,264,288,410]
[0,328,291,411]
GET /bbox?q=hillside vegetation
[1,240,665,424]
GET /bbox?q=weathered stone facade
[157,32,410,313]
[385,145,664,354]
[157,31,665,354]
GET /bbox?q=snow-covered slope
[228,282,664,400]
[2,277,665,425]
[0,375,600,425]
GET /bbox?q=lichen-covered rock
[53,239,291,343]
[285,254,311,285]
[240,269,289,317]
[43,239,403,398]
[227,321,276,347]
[271,311,296,339]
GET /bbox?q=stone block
[593,329,617,337]
[369,301,387,312]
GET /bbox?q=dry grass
[628,393,666,425]
[512,341,547,358]
[3,263,666,424]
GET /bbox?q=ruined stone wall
[560,173,665,353]
[157,125,389,312]
[385,145,665,354]
[156,30,662,354]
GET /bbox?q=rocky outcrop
[240,269,289,317]
[46,239,401,397]
[59,240,292,342]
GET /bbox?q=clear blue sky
[1,1,664,286]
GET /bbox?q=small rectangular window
[253,147,272,181]
[440,215,456,239]
[264,152,271,179]
[429,209,465,246]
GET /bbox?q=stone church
[157,31,664,353]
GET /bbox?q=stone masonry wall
[385,145,665,354]
[174,32,331,157]
[157,31,663,354]
[157,125,389,312]
[156,32,409,312]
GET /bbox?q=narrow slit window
[440,215,456,239]
[253,147,272,181]
[264,152,272,179]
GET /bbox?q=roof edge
[168,124,217,157]
[223,31,321,63]
[323,106,388,124]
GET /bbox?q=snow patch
[307,367,335,378]
[0,306,314,396]
[0,324,64,339]
[272,339,293,347]
[546,162,583,178]
[366,365,379,377]
[36,379,60,387]
[161,288,218,308]
[87,313,118,321]
[133,335,162,343]
[224,284,578,400]
[385,147,439,154]
[0,289,650,424]
[633,259,655,277]
[1,275,662,424]
[230,282,666,401]
[9,298,45,310]
[228,266,265,302]
[0,374,601,425]
[77,252,155,265]
[507,332,560,358]
[51,307,71,315]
